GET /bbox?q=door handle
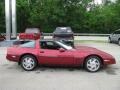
[40,51,44,53]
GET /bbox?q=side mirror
[59,48,65,52]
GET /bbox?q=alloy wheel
[85,56,101,72]
[21,55,37,71]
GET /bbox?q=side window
[114,31,117,34]
[20,41,35,48]
[40,41,61,50]
[118,31,120,34]
[114,30,120,34]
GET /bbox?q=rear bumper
[6,54,19,62]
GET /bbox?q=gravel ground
[0,37,120,90]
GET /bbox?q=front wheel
[84,56,102,72]
[21,55,37,71]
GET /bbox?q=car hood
[75,46,98,52]
[74,45,114,58]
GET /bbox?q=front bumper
[104,58,116,65]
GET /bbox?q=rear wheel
[84,56,102,72]
[20,55,37,71]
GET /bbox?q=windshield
[56,41,73,50]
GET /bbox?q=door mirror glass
[59,48,65,52]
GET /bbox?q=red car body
[19,28,41,40]
[6,40,116,67]
[19,33,40,40]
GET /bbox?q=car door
[113,30,120,42]
[39,49,60,65]
[38,41,75,65]
[38,41,59,65]
[57,49,75,65]
[116,31,120,41]
[114,31,118,42]
[111,31,117,42]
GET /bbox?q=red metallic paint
[19,33,40,40]
[6,40,116,66]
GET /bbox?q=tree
[29,0,93,32]
[1,0,120,33]
[0,0,5,33]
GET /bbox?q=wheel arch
[83,54,104,66]
[18,53,38,65]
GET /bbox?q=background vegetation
[0,0,120,33]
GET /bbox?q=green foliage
[29,0,92,32]
[0,0,120,33]
[0,0,5,32]
[16,0,32,32]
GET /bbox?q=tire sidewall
[21,55,37,71]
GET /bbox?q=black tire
[84,56,102,72]
[108,37,112,43]
[20,55,37,71]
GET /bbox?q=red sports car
[6,40,116,72]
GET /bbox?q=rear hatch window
[25,28,40,34]
[54,27,73,34]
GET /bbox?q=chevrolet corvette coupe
[6,40,116,72]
